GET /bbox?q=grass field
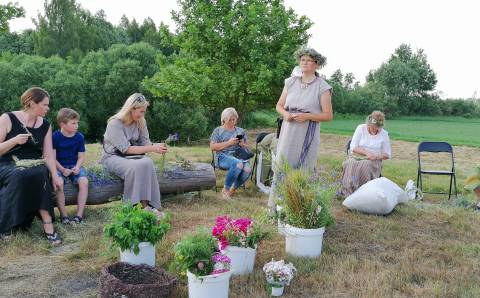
[1,133,480,297]
[246,111,480,147]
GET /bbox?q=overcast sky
[4,0,480,99]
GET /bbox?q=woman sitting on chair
[210,107,251,199]
[340,111,391,197]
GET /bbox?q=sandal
[71,215,83,224]
[43,222,62,245]
[61,216,71,225]
[221,188,232,200]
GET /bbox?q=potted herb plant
[172,228,232,298]
[275,162,335,258]
[212,216,266,275]
[104,204,170,266]
[263,259,296,296]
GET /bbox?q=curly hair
[295,47,327,68]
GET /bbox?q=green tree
[0,2,25,32]
[145,0,312,114]
[367,44,437,114]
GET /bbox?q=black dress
[0,113,55,234]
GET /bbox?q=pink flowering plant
[212,216,266,250]
[263,259,297,287]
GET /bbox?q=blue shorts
[57,166,88,184]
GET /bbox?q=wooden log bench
[63,163,216,206]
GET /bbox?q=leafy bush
[104,204,170,255]
[275,161,335,229]
[172,228,218,277]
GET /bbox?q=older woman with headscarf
[268,46,333,209]
[100,93,167,217]
[340,111,392,197]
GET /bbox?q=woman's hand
[152,143,168,154]
[292,113,310,122]
[285,112,296,121]
[13,133,31,145]
[366,152,377,161]
[52,175,63,192]
[228,137,240,146]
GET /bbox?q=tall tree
[145,0,312,114]
[367,44,437,114]
[0,2,25,32]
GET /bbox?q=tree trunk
[63,163,216,206]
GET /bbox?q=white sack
[342,177,409,215]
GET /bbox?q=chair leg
[448,174,453,200]
[453,174,458,199]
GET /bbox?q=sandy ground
[1,133,479,297]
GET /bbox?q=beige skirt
[340,157,383,197]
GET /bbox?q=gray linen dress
[276,76,332,169]
[268,75,332,207]
[100,119,161,209]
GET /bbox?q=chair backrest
[417,141,455,170]
[418,141,453,153]
[255,132,270,144]
[346,139,352,155]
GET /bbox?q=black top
[0,112,50,162]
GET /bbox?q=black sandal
[61,216,71,225]
[43,222,62,245]
[71,215,83,224]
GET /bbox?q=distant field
[246,112,480,147]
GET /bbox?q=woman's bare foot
[221,188,232,200]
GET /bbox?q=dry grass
[1,133,480,297]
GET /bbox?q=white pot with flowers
[212,216,266,275]
[173,228,232,298]
[275,161,335,258]
[263,259,297,296]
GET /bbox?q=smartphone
[236,134,244,140]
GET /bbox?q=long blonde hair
[108,93,149,128]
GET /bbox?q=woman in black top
[0,87,63,244]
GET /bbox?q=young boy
[53,108,88,224]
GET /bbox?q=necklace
[300,76,316,89]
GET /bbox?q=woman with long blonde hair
[101,93,167,216]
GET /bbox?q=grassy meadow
[1,131,480,297]
[246,111,480,147]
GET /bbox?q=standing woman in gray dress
[268,47,333,209]
[100,93,167,214]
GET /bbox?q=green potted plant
[172,228,232,298]
[275,161,335,258]
[104,204,170,266]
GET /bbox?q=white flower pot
[187,270,231,298]
[284,224,325,258]
[222,246,256,275]
[270,284,285,296]
[119,242,155,266]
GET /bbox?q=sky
[4,0,480,99]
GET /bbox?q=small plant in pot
[212,216,267,275]
[263,259,296,297]
[172,228,232,298]
[104,204,170,266]
[275,161,336,258]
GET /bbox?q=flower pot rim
[187,269,231,280]
[119,241,155,252]
[284,224,325,235]
[222,245,257,252]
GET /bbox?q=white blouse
[350,124,392,158]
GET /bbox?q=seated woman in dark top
[0,87,63,244]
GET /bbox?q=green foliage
[0,2,25,32]
[104,204,170,255]
[146,0,312,114]
[172,228,217,277]
[276,161,335,229]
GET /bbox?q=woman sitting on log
[340,111,391,197]
[100,93,167,217]
[0,87,63,244]
[210,107,252,199]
